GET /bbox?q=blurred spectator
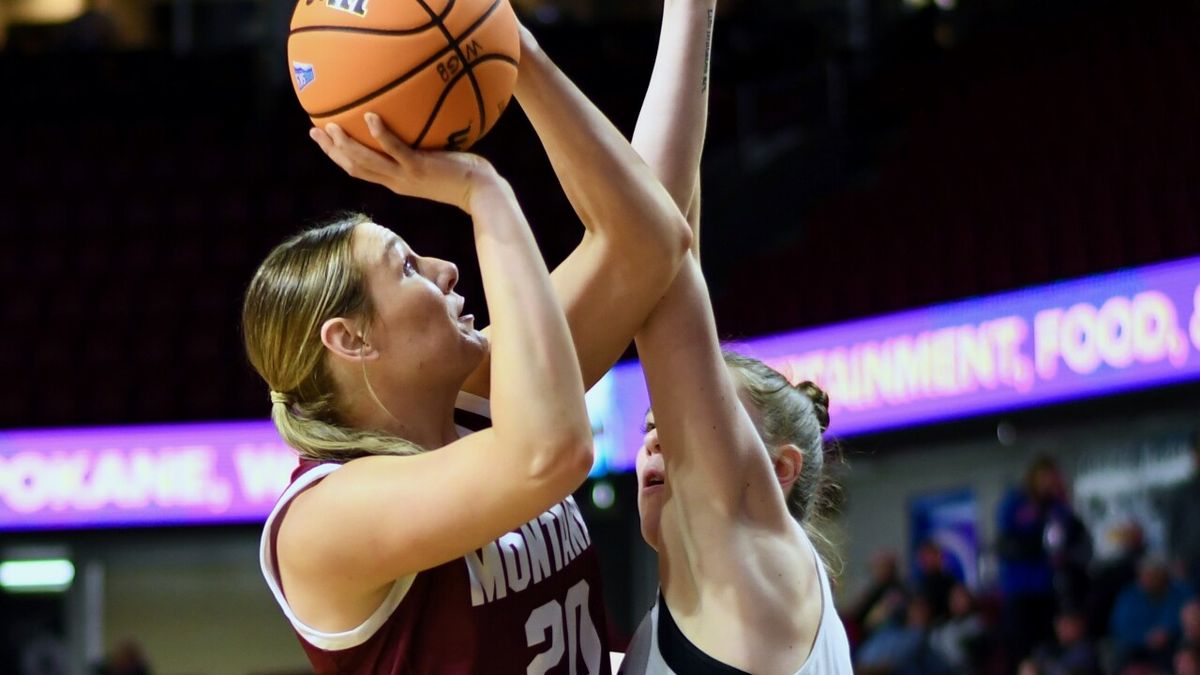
[20,630,68,675]
[1085,522,1146,639]
[1018,610,1101,675]
[1177,645,1200,675]
[1109,556,1193,673]
[847,549,910,645]
[1166,431,1200,588]
[93,639,151,675]
[914,540,957,621]
[997,455,1089,666]
[1182,598,1200,651]
[856,596,953,675]
[930,583,986,674]
[1045,506,1092,615]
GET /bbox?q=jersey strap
[454,390,493,432]
[657,593,751,675]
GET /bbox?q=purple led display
[2,256,1198,529]
[0,421,295,531]
[588,255,1200,474]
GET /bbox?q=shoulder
[273,462,344,522]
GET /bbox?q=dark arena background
[1,0,1199,672]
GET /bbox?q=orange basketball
[288,0,520,151]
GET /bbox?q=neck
[342,378,462,450]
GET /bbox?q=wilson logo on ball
[292,62,316,91]
[305,0,368,17]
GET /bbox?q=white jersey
[621,533,853,675]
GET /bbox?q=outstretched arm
[460,27,693,396]
[632,0,794,538]
[630,7,821,670]
[631,0,714,248]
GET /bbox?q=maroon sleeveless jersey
[259,392,611,675]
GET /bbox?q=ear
[320,317,378,363]
[773,444,803,491]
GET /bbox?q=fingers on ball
[365,112,410,161]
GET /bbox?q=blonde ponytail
[269,394,423,461]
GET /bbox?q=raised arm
[632,0,714,245]
[460,27,693,395]
[632,0,794,536]
[281,117,593,593]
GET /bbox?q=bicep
[281,431,575,588]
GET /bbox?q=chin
[640,525,661,552]
[464,332,489,363]
[637,506,662,551]
[472,330,491,354]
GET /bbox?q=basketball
[287,0,520,151]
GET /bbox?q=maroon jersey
[259,392,611,675]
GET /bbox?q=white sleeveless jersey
[622,533,853,675]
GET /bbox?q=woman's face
[635,410,667,550]
[352,223,487,388]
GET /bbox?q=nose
[431,258,458,294]
[642,429,661,456]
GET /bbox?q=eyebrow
[382,236,404,263]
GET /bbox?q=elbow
[527,431,594,494]
[643,212,692,282]
[668,213,694,263]
[634,208,691,266]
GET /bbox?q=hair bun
[796,381,830,433]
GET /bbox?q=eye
[643,420,656,433]
[403,256,418,277]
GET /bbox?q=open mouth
[643,472,665,489]
[453,296,475,328]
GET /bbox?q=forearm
[514,30,690,259]
[632,0,716,221]
[468,178,590,452]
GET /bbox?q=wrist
[464,171,513,214]
[517,23,540,57]
[513,28,548,98]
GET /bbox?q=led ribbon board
[0,422,295,531]
[2,257,1198,528]
[586,255,1200,475]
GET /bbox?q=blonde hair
[723,351,843,572]
[242,213,422,461]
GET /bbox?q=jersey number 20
[525,579,602,674]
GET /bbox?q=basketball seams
[301,0,504,122]
[305,40,459,119]
[413,0,490,142]
[288,0,455,38]
[412,55,517,147]
[289,24,435,37]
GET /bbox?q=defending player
[619,1,854,672]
